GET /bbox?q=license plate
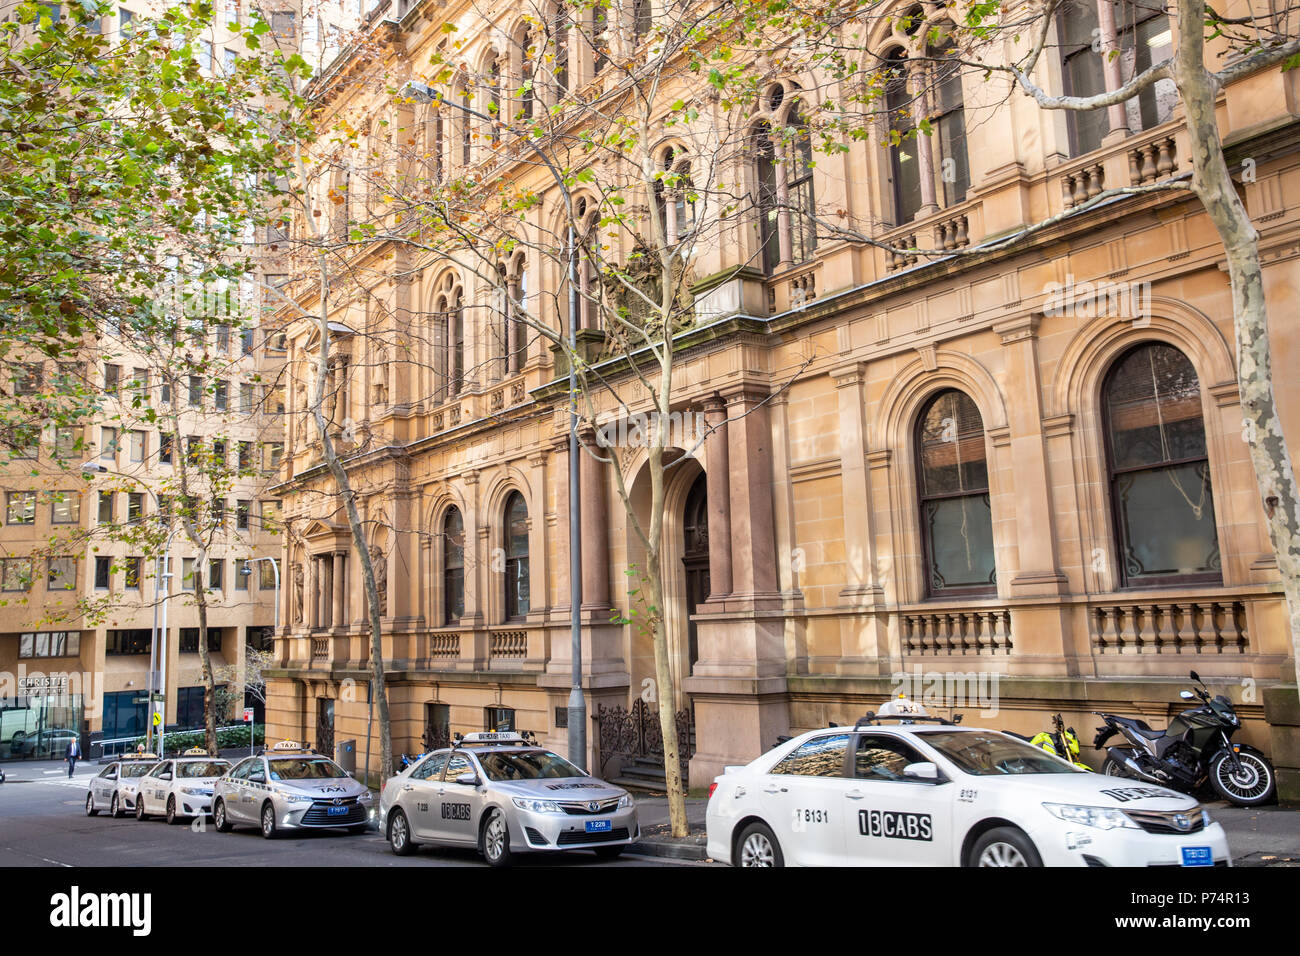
[327,805,349,816]
[585,819,612,833]
[1180,846,1213,867]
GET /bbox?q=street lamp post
[399,81,587,769]
[240,556,279,757]
[82,462,175,754]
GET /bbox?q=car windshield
[122,764,153,778]
[269,758,347,780]
[476,750,586,782]
[919,731,1085,775]
[177,761,231,778]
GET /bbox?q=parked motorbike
[1023,713,1091,770]
[1093,670,1276,807]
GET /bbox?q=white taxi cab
[134,748,233,825]
[706,698,1231,867]
[85,753,158,818]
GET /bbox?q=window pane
[771,733,850,776]
[918,391,988,496]
[1106,344,1206,469]
[923,494,997,590]
[1114,462,1220,580]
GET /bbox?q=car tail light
[708,782,718,800]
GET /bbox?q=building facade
[265,0,1300,785]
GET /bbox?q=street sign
[243,708,254,724]
[152,711,162,728]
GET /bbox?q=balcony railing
[1090,600,1248,655]
[901,608,1013,656]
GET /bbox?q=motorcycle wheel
[1209,750,1276,807]
[1101,754,1133,778]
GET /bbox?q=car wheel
[166,796,180,825]
[593,845,625,861]
[135,797,148,821]
[480,809,512,867]
[970,827,1043,867]
[388,809,416,856]
[85,793,98,817]
[110,793,121,818]
[260,801,279,839]
[213,799,232,833]
[736,822,783,867]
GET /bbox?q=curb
[627,838,710,861]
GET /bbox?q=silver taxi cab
[212,740,374,838]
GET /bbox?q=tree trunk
[1175,0,1300,681]
[647,560,689,836]
[308,252,393,784]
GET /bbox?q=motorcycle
[1093,670,1276,807]
[1022,713,1091,770]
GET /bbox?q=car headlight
[1042,803,1138,830]
[617,794,633,809]
[181,787,213,797]
[357,790,373,803]
[512,797,563,813]
[277,790,313,805]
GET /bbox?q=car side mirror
[161,773,172,781]
[902,762,939,781]
[455,772,480,787]
[1180,690,1195,700]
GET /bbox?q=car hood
[491,777,626,801]
[973,771,1199,809]
[175,776,224,788]
[273,778,370,799]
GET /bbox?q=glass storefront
[0,694,85,761]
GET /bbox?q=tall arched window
[591,2,608,73]
[443,507,464,625]
[504,491,530,619]
[885,51,921,225]
[916,389,996,596]
[751,88,817,274]
[655,146,694,246]
[1103,343,1220,586]
[433,273,464,401]
[575,195,599,331]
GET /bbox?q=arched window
[751,88,817,274]
[575,195,599,331]
[883,35,969,224]
[1103,343,1220,586]
[433,273,464,401]
[655,146,694,246]
[514,25,535,123]
[443,507,464,625]
[485,52,502,147]
[916,389,996,596]
[504,491,530,619]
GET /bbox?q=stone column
[333,552,347,630]
[462,470,483,625]
[910,64,939,217]
[1096,0,1131,142]
[724,387,779,602]
[702,395,732,600]
[579,437,610,611]
[831,361,883,604]
[322,556,334,629]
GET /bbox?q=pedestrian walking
[65,735,81,777]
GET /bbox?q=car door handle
[401,785,414,792]
[846,790,865,800]
[762,786,787,794]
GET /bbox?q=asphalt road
[0,763,685,868]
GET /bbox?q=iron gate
[594,699,694,785]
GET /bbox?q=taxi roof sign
[181,747,210,757]
[267,739,314,755]
[853,695,961,729]
[122,752,158,760]
[457,732,525,746]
